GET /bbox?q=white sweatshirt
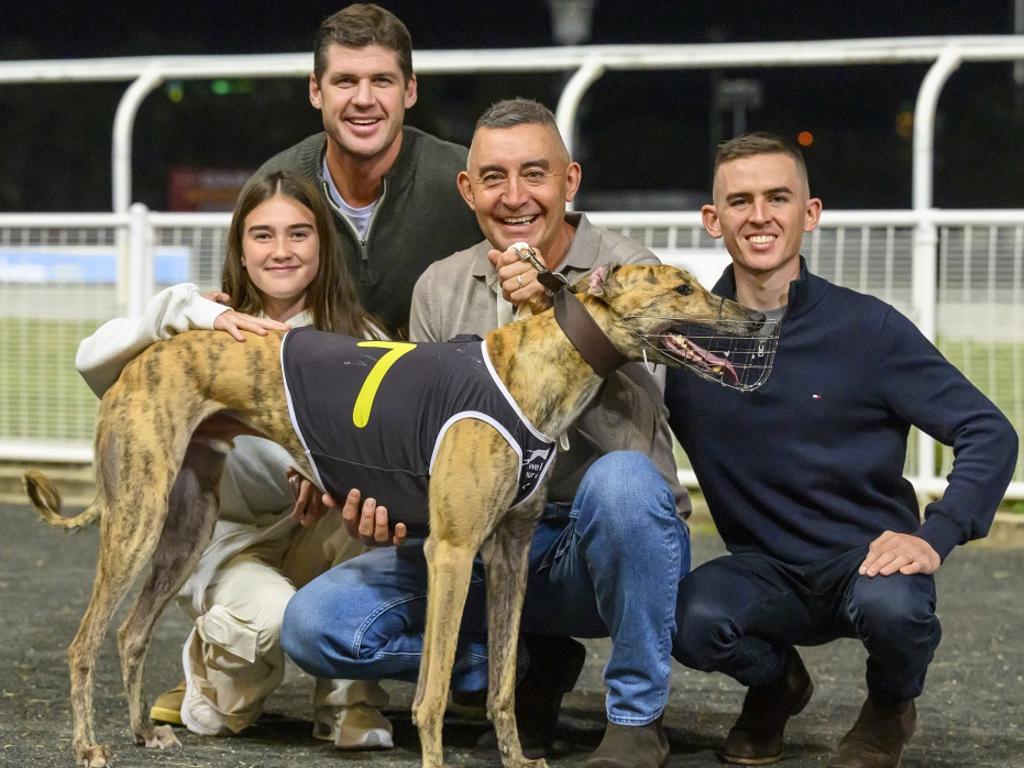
[76,283,322,612]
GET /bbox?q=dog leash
[511,244,628,378]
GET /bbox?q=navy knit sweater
[666,259,1018,565]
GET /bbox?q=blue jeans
[282,451,690,725]
[672,547,941,703]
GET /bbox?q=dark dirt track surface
[2,503,1022,767]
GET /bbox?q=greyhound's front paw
[501,755,547,768]
[141,723,181,750]
[495,739,548,768]
[76,743,112,768]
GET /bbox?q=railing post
[128,202,153,317]
[911,45,962,490]
[910,216,940,485]
[555,58,605,211]
[113,69,162,310]
[113,69,164,214]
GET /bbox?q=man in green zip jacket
[255,3,481,338]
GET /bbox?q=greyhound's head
[576,263,779,390]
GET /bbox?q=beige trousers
[180,512,386,735]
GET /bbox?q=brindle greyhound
[25,263,768,768]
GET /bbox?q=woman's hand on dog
[288,471,328,527]
[214,310,290,342]
[288,475,407,550]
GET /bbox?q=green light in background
[166,81,185,103]
[211,79,231,95]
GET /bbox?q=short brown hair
[223,170,378,338]
[713,132,809,190]
[314,3,413,83]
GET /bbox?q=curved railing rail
[3,36,1024,213]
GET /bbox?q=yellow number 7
[352,341,417,428]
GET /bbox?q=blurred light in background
[896,108,914,140]
[165,80,185,103]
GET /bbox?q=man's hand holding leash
[488,244,552,312]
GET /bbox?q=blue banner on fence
[0,247,191,285]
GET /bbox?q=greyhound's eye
[674,284,694,296]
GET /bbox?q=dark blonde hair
[223,170,377,338]
[314,3,413,84]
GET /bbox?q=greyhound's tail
[23,469,100,530]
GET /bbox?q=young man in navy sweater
[666,133,1018,768]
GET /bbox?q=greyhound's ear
[575,263,623,298]
[569,266,622,299]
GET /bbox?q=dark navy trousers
[672,545,941,704]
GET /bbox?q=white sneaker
[179,627,259,736]
[181,652,234,735]
[312,704,394,750]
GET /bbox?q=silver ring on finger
[516,274,524,288]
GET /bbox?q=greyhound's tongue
[680,337,739,384]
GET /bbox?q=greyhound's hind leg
[480,505,548,768]
[68,566,132,768]
[118,439,227,750]
[69,442,182,767]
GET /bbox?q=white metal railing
[2,38,1024,500]
[1,208,1021,500]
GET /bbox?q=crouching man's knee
[672,590,741,672]
[849,573,941,654]
[195,604,284,674]
[281,590,338,677]
[574,451,683,555]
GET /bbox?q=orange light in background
[896,110,914,139]
[797,131,814,147]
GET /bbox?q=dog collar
[553,289,628,377]
[511,243,627,377]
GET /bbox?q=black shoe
[584,716,669,768]
[447,687,488,722]
[475,634,587,758]
[827,697,916,768]
[721,648,813,765]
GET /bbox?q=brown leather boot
[827,697,916,768]
[584,715,669,768]
[721,648,814,765]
